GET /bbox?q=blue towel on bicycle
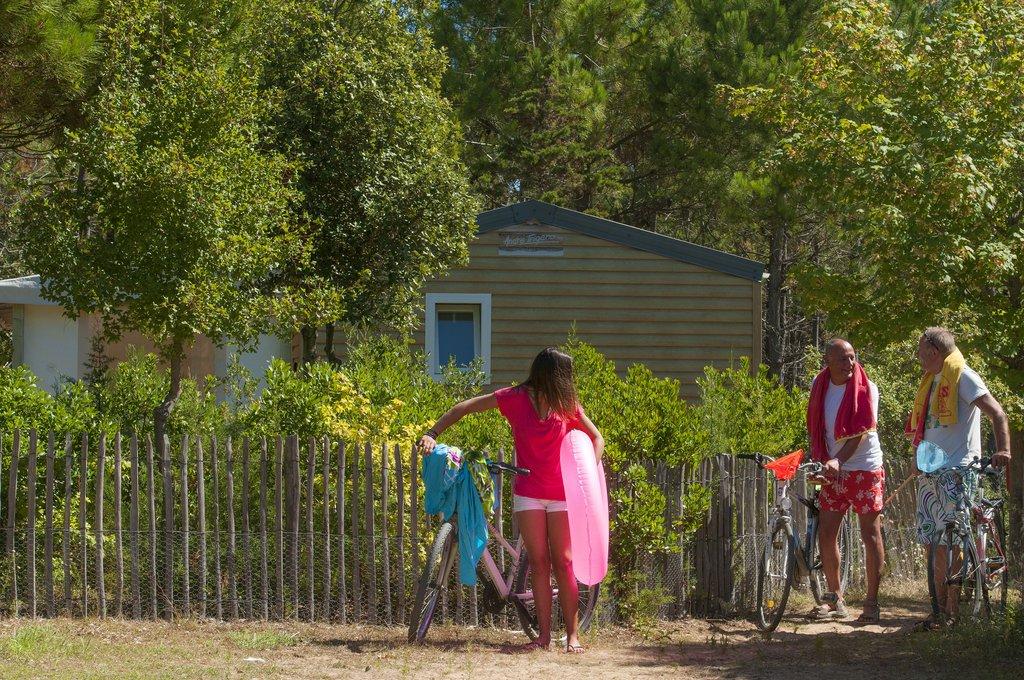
[421,444,488,586]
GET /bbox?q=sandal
[808,592,848,620]
[856,600,880,623]
[565,643,585,654]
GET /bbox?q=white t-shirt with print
[823,379,884,471]
[923,366,989,467]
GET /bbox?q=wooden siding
[311,224,759,399]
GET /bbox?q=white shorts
[513,495,567,513]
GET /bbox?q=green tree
[0,0,99,151]
[257,0,478,360]
[428,0,638,214]
[728,0,1024,510]
[17,0,302,449]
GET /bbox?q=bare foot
[513,639,550,654]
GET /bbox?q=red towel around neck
[806,363,876,463]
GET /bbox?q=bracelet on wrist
[426,429,439,439]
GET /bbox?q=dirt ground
[0,590,1007,680]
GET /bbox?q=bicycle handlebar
[736,452,822,476]
[486,460,530,476]
[963,457,996,474]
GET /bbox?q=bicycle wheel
[756,523,795,633]
[408,521,458,643]
[809,512,851,603]
[837,513,853,593]
[942,529,986,620]
[511,546,600,641]
[982,508,1008,614]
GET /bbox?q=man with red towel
[806,339,885,623]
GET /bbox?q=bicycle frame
[476,521,526,601]
[766,474,817,581]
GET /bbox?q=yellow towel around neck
[910,348,965,431]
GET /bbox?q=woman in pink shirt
[418,347,604,653]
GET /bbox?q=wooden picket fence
[0,430,455,623]
[0,429,961,624]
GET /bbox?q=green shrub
[696,357,806,457]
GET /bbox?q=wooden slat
[62,434,72,614]
[497,448,508,627]
[211,437,223,619]
[381,442,392,625]
[146,436,157,619]
[196,437,207,618]
[287,435,299,619]
[259,437,269,620]
[95,433,106,618]
[130,434,140,619]
[410,443,419,591]
[225,437,238,619]
[429,281,751,299]
[305,437,315,621]
[274,436,284,620]
[241,437,253,620]
[364,442,376,624]
[0,433,4,562]
[350,443,361,621]
[462,253,745,273]
[113,433,124,617]
[161,434,173,620]
[180,436,190,615]
[336,441,346,623]
[394,444,405,625]
[5,429,19,612]
[321,436,331,622]
[44,432,55,617]
[26,429,37,617]
[79,433,88,617]
[436,268,753,287]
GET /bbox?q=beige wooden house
[309,200,765,399]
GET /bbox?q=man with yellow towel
[907,327,1011,629]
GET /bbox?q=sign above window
[498,231,565,257]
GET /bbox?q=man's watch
[425,428,439,439]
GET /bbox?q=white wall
[22,305,80,392]
[234,334,292,392]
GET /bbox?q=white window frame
[425,293,491,383]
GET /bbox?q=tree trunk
[300,326,318,366]
[153,349,184,474]
[764,217,788,381]
[324,323,340,365]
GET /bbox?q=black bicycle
[740,452,853,633]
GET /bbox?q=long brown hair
[521,347,578,420]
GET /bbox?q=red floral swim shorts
[818,469,885,515]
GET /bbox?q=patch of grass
[227,630,302,651]
[913,605,1024,680]
[0,624,80,660]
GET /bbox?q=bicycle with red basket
[739,450,853,633]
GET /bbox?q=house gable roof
[0,275,59,306]
[476,199,766,282]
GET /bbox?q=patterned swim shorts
[818,469,885,515]
[916,469,978,545]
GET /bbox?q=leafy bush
[696,357,806,457]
